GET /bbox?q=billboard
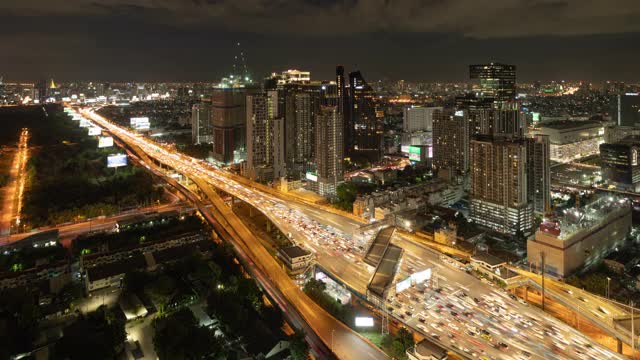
[107,154,128,168]
[455,110,464,117]
[395,277,411,294]
[306,172,318,182]
[532,112,540,122]
[409,152,421,161]
[98,136,114,148]
[355,317,374,327]
[410,268,432,285]
[88,126,102,136]
[79,119,91,128]
[131,117,150,130]
[401,145,410,154]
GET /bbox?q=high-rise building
[313,106,343,197]
[527,135,551,214]
[211,86,260,164]
[469,62,516,102]
[403,106,442,133]
[348,70,382,162]
[469,103,525,139]
[433,108,469,175]
[269,69,311,85]
[293,92,318,171]
[246,93,286,182]
[470,136,532,235]
[192,102,213,144]
[600,138,640,192]
[615,93,640,127]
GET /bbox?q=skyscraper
[615,93,640,127]
[348,70,382,162]
[192,102,213,144]
[246,92,286,182]
[336,66,350,157]
[433,109,469,175]
[470,137,532,235]
[314,106,343,197]
[469,62,516,102]
[527,134,551,214]
[211,86,260,164]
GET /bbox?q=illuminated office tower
[313,106,344,197]
[469,62,516,102]
[211,86,259,164]
[246,93,285,182]
[348,70,382,162]
[470,137,532,235]
[615,93,640,127]
[527,134,551,214]
[432,108,469,175]
[191,102,213,144]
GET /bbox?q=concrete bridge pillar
[617,338,623,354]
[523,286,528,302]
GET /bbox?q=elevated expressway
[82,109,387,360]
[82,108,629,359]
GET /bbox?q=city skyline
[2,1,640,82]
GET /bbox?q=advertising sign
[401,145,410,154]
[98,136,114,148]
[409,152,421,161]
[355,317,374,327]
[395,277,412,294]
[532,112,540,122]
[88,126,102,136]
[306,172,318,182]
[107,154,128,168]
[79,119,91,128]
[410,268,432,285]
[131,117,150,130]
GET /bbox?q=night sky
[2,0,640,82]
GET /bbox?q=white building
[403,106,442,133]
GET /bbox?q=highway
[80,108,387,359]
[81,107,626,359]
[0,128,29,235]
[0,202,190,247]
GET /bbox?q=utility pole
[540,251,546,312]
[633,301,635,360]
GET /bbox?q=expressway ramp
[364,226,395,267]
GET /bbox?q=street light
[331,329,335,352]
[607,277,611,299]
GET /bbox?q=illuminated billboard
[355,317,374,327]
[306,172,318,182]
[98,136,114,148]
[107,154,128,168]
[131,117,150,130]
[410,268,432,285]
[401,145,410,154]
[88,126,102,136]
[409,152,421,161]
[79,119,91,128]
[395,277,411,294]
[455,110,464,117]
[532,112,540,122]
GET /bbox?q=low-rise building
[277,246,313,274]
[527,196,632,278]
[406,339,448,360]
[529,120,603,162]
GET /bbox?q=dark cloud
[0,1,639,81]
[3,0,640,37]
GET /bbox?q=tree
[391,328,414,360]
[53,306,125,359]
[153,308,221,360]
[289,331,310,360]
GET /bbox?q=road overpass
[82,107,628,360]
[82,109,387,360]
